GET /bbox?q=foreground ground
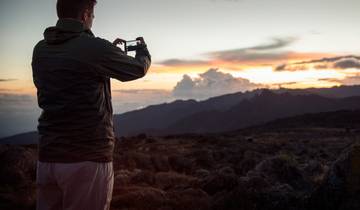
[1,126,359,210]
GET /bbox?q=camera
[124,40,143,54]
[113,37,146,55]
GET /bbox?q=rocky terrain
[1,110,360,210]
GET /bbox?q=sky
[0,0,360,137]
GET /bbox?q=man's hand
[113,38,126,46]
[135,37,150,60]
[136,37,146,45]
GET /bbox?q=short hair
[56,0,97,19]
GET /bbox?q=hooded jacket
[32,19,151,162]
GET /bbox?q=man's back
[32,19,151,162]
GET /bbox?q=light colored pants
[36,161,114,210]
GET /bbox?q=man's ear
[81,9,90,22]
[81,11,87,22]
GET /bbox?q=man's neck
[61,18,83,24]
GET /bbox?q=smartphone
[125,40,141,53]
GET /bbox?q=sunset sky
[0,0,359,137]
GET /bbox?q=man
[31,0,151,209]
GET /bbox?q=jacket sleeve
[93,38,151,82]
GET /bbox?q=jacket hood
[44,19,94,44]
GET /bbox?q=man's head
[56,0,97,30]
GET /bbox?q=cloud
[0,78,17,82]
[339,75,360,85]
[172,68,263,100]
[334,57,360,69]
[294,55,360,65]
[206,37,297,63]
[247,37,296,50]
[156,37,300,70]
[319,74,360,86]
[155,37,333,73]
[274,55,360,71]
[275,63,308,71]
[157,59,209,67]
[113,89,170,94]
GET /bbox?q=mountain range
[1,85,360,144]
[114,85,360,136]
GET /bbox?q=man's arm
[92,37,151,82]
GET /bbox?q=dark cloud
[273,81,298,86]
[319,74,360,86]
[157,59,209,66]
[294,55,360,65]
[0,78,17,82]
[271,81,300,89]
[275,64,309,71]
[248,37,296,50]
[274,64,286,71]
[158,37,297,68]
[212,51,287,62]
[274,55,360,71]
[113,89,170,94]
[334,58,360,69]
[172,68,263,99]
[318,78,342,83]
[207,37,297,62]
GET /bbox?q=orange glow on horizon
[1,51,357,96]
[152,52,337,73]
[0,79,37,95]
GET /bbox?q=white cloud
[172,68,263,100]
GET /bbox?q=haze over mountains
[2,85,359,144]
[114,85,360,136]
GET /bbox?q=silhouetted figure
[31,1,151,210]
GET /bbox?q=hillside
[0,132,38,145]
[114,87,360,136]
[237,109,360,133]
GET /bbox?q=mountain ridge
[115,86,360,136]
[1,85,360,143]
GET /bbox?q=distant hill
[158,91,360,135]
[113,89,260,136]
[274,85,360,98]
[231,109,360,134]
[0,131,38,145]
[2,106,360,145]
[2,85,360,144]
[114,85,360,136]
